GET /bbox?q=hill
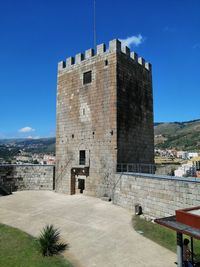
[154,119,200,151]
[16,138,56,153]
[0,138,55,162]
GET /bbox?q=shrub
[38,224,68,256]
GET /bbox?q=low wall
[2,165,200,219]
[113,173,200,219]
[0,165,55,191]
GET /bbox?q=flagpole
[94,0,96,49]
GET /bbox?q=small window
[83,71,92,84]
[79,150,86,165]
[105,60,108,66]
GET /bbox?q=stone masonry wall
[0,165,54,191]
[117,52,154,164]
[113,173,200,219]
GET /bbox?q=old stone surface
[113,173,200,219]
[0,165,54,191]
[56,39,154,196]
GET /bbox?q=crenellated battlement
[58,39,152,72]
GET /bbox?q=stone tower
[56,39,154,196]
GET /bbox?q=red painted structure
[176,206,200,230]
[155,206,200,267]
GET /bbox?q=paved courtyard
[0,191,175,267]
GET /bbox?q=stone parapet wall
[113,173,200,219]
[0,165,55,192]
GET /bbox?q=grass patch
[133,216,177,252]
[133,216,200,254]
[0,224,73,267]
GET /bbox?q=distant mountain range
[0,137,55,152]
[154,119,200,151]
[0,138,55,161]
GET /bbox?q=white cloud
[27,135,40,139]
[27,136,33,139]
[119,34,144,48]
[18,127,35,133]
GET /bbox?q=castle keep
[56,39,154,196]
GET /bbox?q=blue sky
[0,0,200,138]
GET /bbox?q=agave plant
[38,224,68,256]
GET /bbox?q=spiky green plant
[38,224,68,256]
